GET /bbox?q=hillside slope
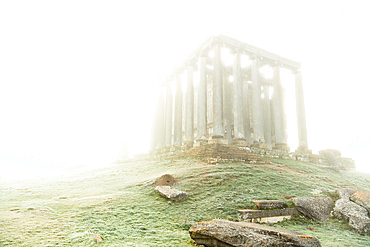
[1,157,370,246]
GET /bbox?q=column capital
[271,61,283,68]
[199,50,208,58]
[250,54,263,61]
[229,48,242,54]
[187,61,197,69]
[292,69,301,74]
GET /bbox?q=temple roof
[165,34,301,82]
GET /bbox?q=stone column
[272,65,284,144]
[263,85,272,148]
[251,55,264,143]
[164,80,173,147]
[184,65,194,146]
[155,87,165,150]
[173,74,182,147]
[222,65,232,144]
[197,53,207,142]
[294,69,308,149]
[232,51,245,141]
[242,81,251,143]
[212,43,224,139]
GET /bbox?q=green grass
[1,157,370,246]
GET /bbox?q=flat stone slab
[239,208,298,218]
[154,186,188,201]
[252,199,287,209]
[239,208,298,224]
[189,219,322,247]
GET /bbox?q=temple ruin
[150,35,308,154]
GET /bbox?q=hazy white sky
[1,0,369,176]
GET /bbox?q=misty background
[1,0,369,179]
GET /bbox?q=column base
[231,139,249,147]
[193,141,208,147]
[170,146,181,152]
[211,134,224,139]
[272,143,290,152]
[208,139,228,145]
[251,142,269,150]
[295,145,312,154]
[161,148,170,153]
[183,141,194,150]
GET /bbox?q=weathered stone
[350,192,370,214]
[337,188,355,200]
[349,214,370,235]
[292,197,333,222]
[155,174,177,186]
[154,186,188,201]
[239,208,297,219]
[318,149,341,157]
[334,198,370,234]
[333,198,368,222]
[239,208,297,224]
[189,219,321,247]
[252,199,287,209]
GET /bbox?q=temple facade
[150,35,308,153]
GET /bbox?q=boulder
[252,199,287,209]
[336,188,355,200]
[333,198,370,234]
[333,199,368,222]
[154,186,188,201]
[189,219,321,247]
[349,215,370,235]
[292,197,333,222]
[350,192,370,214]
[155,174,177,186]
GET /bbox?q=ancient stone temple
[150,35,308,153]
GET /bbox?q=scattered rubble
[333,190,370,234]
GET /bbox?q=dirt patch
[155,174,177,186]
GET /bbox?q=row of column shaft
[151,46,308,151]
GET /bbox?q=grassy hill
[1,156,370,246]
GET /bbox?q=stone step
[238,208,298,224]
[252,199,288,209]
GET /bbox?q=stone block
[292,197,333,222]
[154,186,188,201]
[252,199,287,209]
[334,198,368,222]
[239,208,297,218]
[193,141,207,147]
[238,208,297,224]
[337,188,355,200]
[189,219,322,247]
[208,139,229,145]
[350,191,370,214]
[273,143,290,152]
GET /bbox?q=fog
[1,0,369,180]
